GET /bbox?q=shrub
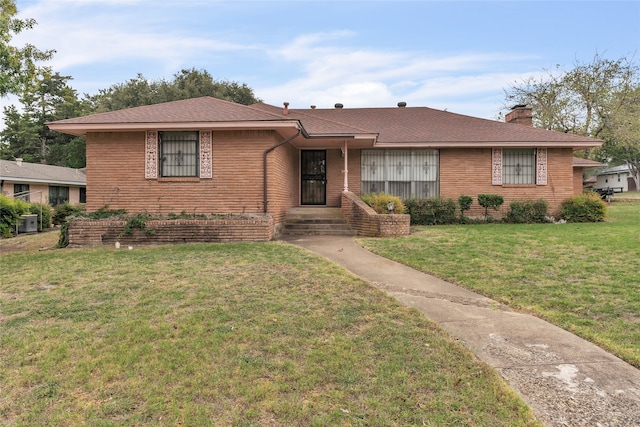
[560,192,607,222]
[52,202,86,225]
[404,197,458,225]
[504,199,549,223]
[477,194,504,219]
[0,195,31,237]
[457,195,473,219]
[361,193,405,214]
[85,205,127,219]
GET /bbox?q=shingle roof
[572,157,604,168]
[50,97,285,125]
[0,159,86,185]
[252,102,373,136]
[47,96,603,148]
[598,164,631,175]
[279,105,601,145]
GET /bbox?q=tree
[0,0,54,97]
[1,68,88,166]
[504,53,640,188]
[597,86,640,190]
[87,68,261,112]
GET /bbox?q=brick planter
[67,216,274,246]
[341,192,410,237]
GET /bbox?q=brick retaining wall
[341,192,410,237]
[67,216,274,246]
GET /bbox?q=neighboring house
[0,158,86,205]
[46,97,602,235]
[572,157,604,193]
[596,165,636,192]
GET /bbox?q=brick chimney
[283,102,289,115]
[505,105,533,126]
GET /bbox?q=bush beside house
[0,194,52,237]
[560,192,608,222]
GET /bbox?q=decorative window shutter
[536,148,547,185]
[492,148,502,185]
[145,131,158,179]
[200,131,213,178]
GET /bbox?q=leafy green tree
[0,0,54,97]
[597,86,640,190]
[87,68,261,112]
[504,53,640,188]
[1,68,88,166]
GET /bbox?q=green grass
[359,201,640,368]
[1,241,540,426]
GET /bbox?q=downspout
[263,127,302,213]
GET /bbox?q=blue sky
[5,0,640,122]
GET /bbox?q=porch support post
[342,140,349,192]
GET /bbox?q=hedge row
[364,192,607,226]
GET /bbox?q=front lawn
[1,240,540,425]
[359,201,640,368]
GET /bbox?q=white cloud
[4,1,544,125]
[257,33,542,118]
[14,1,259,76]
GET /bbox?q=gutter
[263,127,302,213]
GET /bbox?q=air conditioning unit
[18,214,38,234]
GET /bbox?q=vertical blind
[361,149,439,198]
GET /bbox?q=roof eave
[0,177,86,185]
[373,141,603,149]
[46,120,303,137]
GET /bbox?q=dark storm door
[301,150,327,205]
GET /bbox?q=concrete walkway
[283,235,640,427]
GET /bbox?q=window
[49,186,69,206]
[146,130,212,180]
[14,184,29,201]
[79,187,86,203]
[503,149,535,184]
[159,131,199,177]
[361,149,439,198]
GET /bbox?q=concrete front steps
[281,207,355,236]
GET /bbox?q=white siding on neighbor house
[596,166,631,192]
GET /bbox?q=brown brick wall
[341,191,410,237]
[266,142,299,225]
[440,147,574,216]
[86,130,292,216]
[573,168,584,195]
[326,148,362,206]
[67,217,274,246]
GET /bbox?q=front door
[301,150,326,205]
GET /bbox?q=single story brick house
[46,97,602,238]
[572,157,604,193]
[0,158,86,205]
